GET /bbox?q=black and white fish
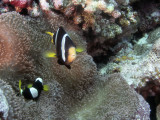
[19,78,49,100]
[45,26,83,69]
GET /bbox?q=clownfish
[19,78,49,100]
[45,26,84,69]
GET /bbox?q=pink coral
[73,15,83,24]
[53,0,63,10]
[63,5,76,17]
[39,0,50,11]
[2,0,9,3]
[111,10,121,18]
[3,0,33,8]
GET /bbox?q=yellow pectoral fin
[43,85,49,91]
[76,47,84,53]
[44,52,57,58]
[27,84,32,88]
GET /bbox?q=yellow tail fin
[43,85,49,91]
[46,32,54,43]
[19,80,22,94]
[44,51,56,58]
[76,47,84,53]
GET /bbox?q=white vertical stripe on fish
[35,78,43,84]
[55,27,59,46]
[61,34,68,62]
[30,87,38,98]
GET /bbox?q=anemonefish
[19,78,49,100]
[45,26,83,69]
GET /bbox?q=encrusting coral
[0,11,150,119]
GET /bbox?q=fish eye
[35,77,43,84]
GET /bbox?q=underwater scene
[0,0,160,120]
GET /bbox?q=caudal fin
[76,47,84,53]
[43,85,49,91]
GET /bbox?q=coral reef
[1,0,139,37]
[99,26,160,119]
[46,0,160,60]
[3,0,33,9]
[0,11,151,119]
[0,0,42,17]
[99,26,160,88]
[2,0,33,12]
[1,0,159,61]
[0,0,160,119]
[134,0,160,33]
[59,0,140,58]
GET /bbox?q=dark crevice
[20,8,29,15]
[136,80,160,120]
[147,96,157,120]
